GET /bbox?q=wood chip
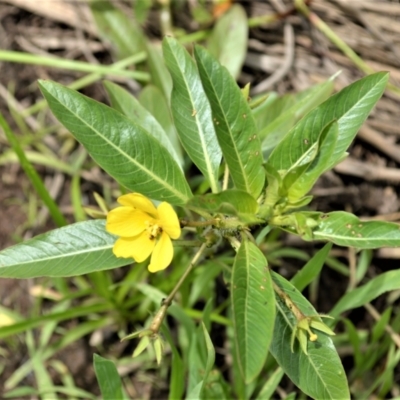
[1,0,97,36]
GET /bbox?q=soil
[0,0,400,398]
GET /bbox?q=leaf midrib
[314,231,399,243]
[44,85,188,204]
[275,296,336,399]
[0,244,115,267]
[168,46,218,193]
[275,73,387,170]
[244,245,250,376]
[197,57,250,193]
[327,74,387,162]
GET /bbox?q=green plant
[0,35,397,399]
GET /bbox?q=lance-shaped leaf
[261,163,282,214]
[207,4,248,79]
[90,0,145,59]
[0,220,130,279]
[270,272,349,400]
[163,37,222,193]
[314,211,400,248]
[190,322,217,399]
[231,240,275,383]
[39,80,192,205]
[103,80,182,167]
[145,40,172,102]
[139,85,183,164]
[194,45,265,198]
[287,120,339,202]
[268,72,389,172]
[281,140,319,193]
[186,189,258,216]
[291,243,332,292]
[93,354,125,400]
[258,79,334,158]
[330,270,400,319]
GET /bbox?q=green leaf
[330,270,400,318]
[90,0,145,59]
[169,353,185,400]
[139,85,183,165]
[268,72,389,171]
[202,373,230,400]
[186,189,258,216]
[163,37,222,193]
[3,387,38,397]
[200,322,216,396]
[0,113,67,228]
[0,303,110,340]
[342,319,363,370]
[259,79,334,158]
[132,336,150,358]
[355,249,372,284]
[281,140,320,194]
[161,326,185,400]
[207,4,248,79]
[261,163,281,212]
[270,211,322,241]
[287,120,339,202]
[187,332,204,396]
[186,381,203,400]
[39,80,192,205]
[255,367,284,400]
[0,220,130,278]
[194,45,265,198]
[372,307,392,343]
[188,260,223,308]
[291,243,332,292]
[93,354,125,400]
[270,272,349,399]
[314,211,400,248]
[145,40,173,101]
[133,0,152,24]
[231,240,275,383]
[103,80,182,167]
[5,386,96,399]
[253,92,291,132]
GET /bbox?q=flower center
[145,220,162,240]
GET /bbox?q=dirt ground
[0,0,400,397]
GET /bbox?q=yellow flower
[106,193,181,272]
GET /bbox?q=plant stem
[0,50,149,81]
[174,240,204,247]
[159,0,173,37]
[248,12,280,28]
[222,164,230,191]
[150,243,207,333]
[23,53,147,117]
[178,30,211,45]
[180,219,218,228]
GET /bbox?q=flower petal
[148,232,173,273]
[117,193,158,217]
[113,232,155,262]
[157,202,181,239]
[106,208,151,237]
